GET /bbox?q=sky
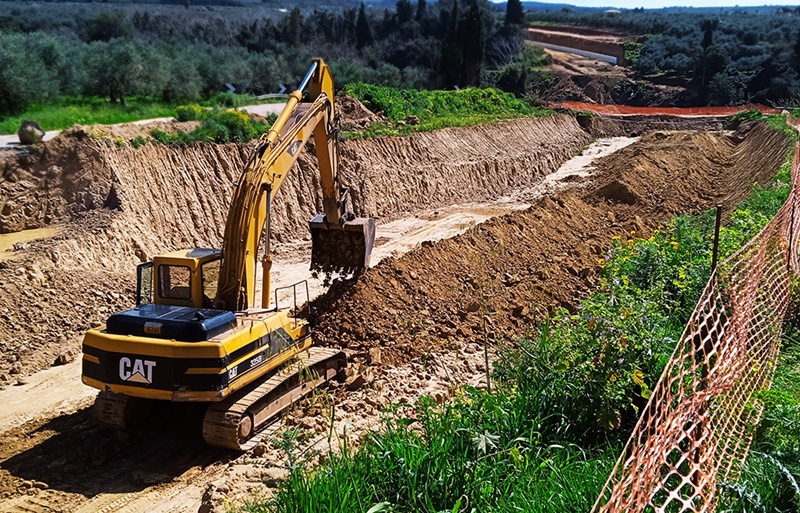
[519,0,800,6]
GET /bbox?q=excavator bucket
[309,215,376,277]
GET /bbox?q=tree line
[0,0,530,117]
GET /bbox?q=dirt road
[0,121,791,512]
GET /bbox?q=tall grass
[0,97,177,134]
[244,391,616,513]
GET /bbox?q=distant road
[0,103,287,148]
[529,41,618,65]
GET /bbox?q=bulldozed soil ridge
[310,123,791,366]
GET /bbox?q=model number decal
[227,349,271,383]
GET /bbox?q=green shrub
[623,41,643,63]
[726,109,763,129]
[341,83,548,137]
[130,135,148,148]
[150,128,193,145]
[191,109,270,143]
[344,83,534,122]
[150,109,274,145]
[174,104,205,122]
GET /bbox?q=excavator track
[202,346,346,450]
[94,391,131,429]
[93,391,155,430]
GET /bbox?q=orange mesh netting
[592,143,800,513]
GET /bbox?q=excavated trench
[0,111,792,513]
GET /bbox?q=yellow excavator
[81,59,375,450]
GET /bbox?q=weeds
[341,84,550,138]
[149,108,278,146]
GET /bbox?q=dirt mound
[0,122,197,235]
[88,119,198,140]
[309,123,792,366]
[336,94,386,131]
[0,127,108,234]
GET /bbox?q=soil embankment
[0,114,590,378]
[526,27,628,65]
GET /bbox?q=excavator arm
[214,59,374,311]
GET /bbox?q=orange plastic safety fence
[591,144,800,513]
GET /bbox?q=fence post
[711,205,723,273]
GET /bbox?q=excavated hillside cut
[309,123,792,367]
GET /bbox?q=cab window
[201,259,221,307]
[158,265,192,300]
[137,262,154,306]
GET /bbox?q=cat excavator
[81,59,375,450]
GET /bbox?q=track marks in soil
[0,403,230,513]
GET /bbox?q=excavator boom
[214,59,375,311]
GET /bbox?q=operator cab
[137,248,222,309]
[104,248,236,343]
